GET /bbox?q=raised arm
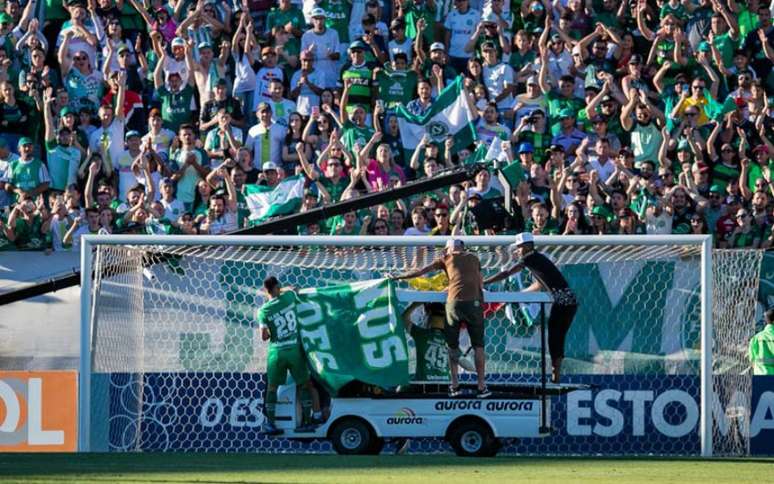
[296,142,319,180]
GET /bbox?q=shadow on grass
[1,454,773,477]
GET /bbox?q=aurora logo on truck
[435,400,535,412]
[386,408,425,425]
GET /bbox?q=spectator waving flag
[244,175,306,222]
[395,76,477,153]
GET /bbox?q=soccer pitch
[1,454,772,483]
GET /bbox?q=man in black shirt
[483,232,578,383]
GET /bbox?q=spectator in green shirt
[749,309,774,375]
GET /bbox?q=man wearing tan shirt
[390,239,490,398]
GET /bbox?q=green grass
[1,454,773,484]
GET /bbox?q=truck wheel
[447,420,498,457]
[330,418,375,455]
[366,437,385,455]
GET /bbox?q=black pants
[548,304,578,361]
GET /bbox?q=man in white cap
[483,233,578,383]
[390,238,490,398]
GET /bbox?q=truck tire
[366,437,385,455]
[330,418,375,455]
[447,420,499,457]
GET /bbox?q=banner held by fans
[394,76,477,153]
[297,279,409,394]
[244,175,305,222]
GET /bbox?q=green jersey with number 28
[257,291,302,349]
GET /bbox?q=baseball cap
[117,43,130,54]
[430,42,445,52]
[18,137,33,147]
[125,130,141,140]
[709,184,723,193]
[558,108,575,119]
[481,41,497,51]
[160,177,175,186]
[445,238,464,252]
[628,54,643,65]
[676,139,691,152]
[601,95,614,103]
[262,161,278,171]
[518,142,534,154]
[215,78,228,87]
[526,76,538,86]
[349,40,368,51]
[197,41,213,50]
[171,37,185,47]
[310,7,326,17]
[550,32,561,43]
[60,107,76,117]
[481,11,497,23]
[512,232,534,248]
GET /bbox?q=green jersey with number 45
[257,291,302,349]
[411,325,449,381]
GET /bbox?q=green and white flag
[395,76,477,153]
[297,279,409,394]
[243,175,305,222]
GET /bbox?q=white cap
[310,7,326,17]
[430,42,446,52]
[512,232,534,248]
[445,238,464,252]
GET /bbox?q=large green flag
[297,279,410,394]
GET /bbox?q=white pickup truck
[273,381,584,457]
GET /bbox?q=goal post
[78,234,762,456]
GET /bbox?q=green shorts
[445,300,485,349]
[267,344,310,387]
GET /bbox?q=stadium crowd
[0,0,772,251]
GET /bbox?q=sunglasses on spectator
[691,218,702,223]
[434,212,448,217]
[74,55,87,60]
[374,225,389,231]
[736,213,749,218]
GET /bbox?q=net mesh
[85,239,760,456]
[710,249,764,457]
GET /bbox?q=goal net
[79,235,762,456]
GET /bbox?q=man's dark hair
[85,207,100,215]
[766,309,774,324]
[179,123,195,133]
[264,276,280,292]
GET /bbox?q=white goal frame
[79,234,714,455]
